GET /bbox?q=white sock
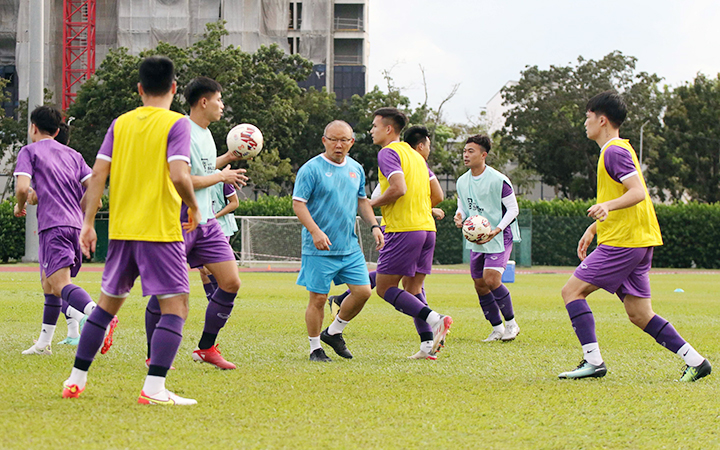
[142,375,166,396]
[66,318,80,339]
[328,316,349,335]
[425,311,442,327]
[308,336,321,352]
[65,305,85,322]
[505,318,518,328]
[492,323,506,333]
[677,343,704,367]
[83,302,97,316]
[420,340,433,354]
[582,343,603,366]
[67,367,88,389]
[36,324,56,348]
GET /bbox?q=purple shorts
[574,244,653,300]
[377,230,435,277]
[470,242,513,279]
[38,226,82,278]
[101,240,189,297]
[184,219,236,269]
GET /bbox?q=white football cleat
[501,323,520,341]
[431,315,453,353]
[138,389,197,406]
[408,350,437,361]
[22,343,52,355]
[482,330,504,342]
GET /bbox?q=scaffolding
[62,0,95,110]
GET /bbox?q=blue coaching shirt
[293,154,367,256]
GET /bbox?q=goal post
[234,216,383,267]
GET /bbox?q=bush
[235,195,294,216]
[0,199,26,262]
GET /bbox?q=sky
[367,0,720,124]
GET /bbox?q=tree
[500,51,664,199]
[659,74,720,203]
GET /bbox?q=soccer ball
[462,215,492,244]
[227,123,264,159]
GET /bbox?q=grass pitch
[0,268,718,449]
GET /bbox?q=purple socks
[478,292,502,326]
[147,314,185,376]
[492,285,514,321]
[74,306,114,371]
[198,288,236,350]
[643,314,686,353]
[145,296,162,358]
[565,299,597,345]
[383,287,428,318]
[61,284,93,314]
[43,294,62,326]
[413,292,433,341]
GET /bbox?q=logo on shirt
[580,263,588,269]
[467,198,485,214]
[325,172,333,177]
[349,172,357,178]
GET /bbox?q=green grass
[1,269,718,449]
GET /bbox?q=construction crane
[62,0,95,111]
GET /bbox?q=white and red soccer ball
[227,123,264,159]
[462,215,492,244]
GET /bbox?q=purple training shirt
[14,139,92,232]
[96,117,191,163]
[377,147,435,181]
[604,145,638,183]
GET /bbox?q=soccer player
[293,120,383,362]
[558,91,711,381]
[327,125,446,360]
[454,135,521,342]
[370,108,453,359]
[145,76,247,370]
[62,56,202,405]
[13,106,99,355]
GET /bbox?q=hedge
[0,199,26,262]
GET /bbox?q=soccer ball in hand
[462,215,492,244]
[227,123,264,159]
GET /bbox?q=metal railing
[334,54,363,65]
[334,17,363,31]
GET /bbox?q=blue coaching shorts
[297,251,370,294]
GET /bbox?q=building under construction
[0,0,369,114]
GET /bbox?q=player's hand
[79,224,97,258]
[477,227,501,245]
[372,227,384,250]
[14,203,26,217]
[311,228,332,251]
[432,208,445,220]
[219,165,249,189]
[453,212,464,228]
[577,228,596,261]
[587,203,609,222]
[27,188,38,205]
[183,207,201,233]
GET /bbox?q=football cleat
[501,323,520,341]
[192,344,236,369]
[138,389,197,406]
[22,343,52,355]
[58,336,80,346]
[408,349,437,361]
[62,381,84,399]
[145,358,175,370]
[320,328,353,359]
[558,360,607,379]
[309,348,332,362]
[100,316,119,355]
[431,315,453,353]
[327,295,344,320]
[679,359,712,382]
[482,330,504,342]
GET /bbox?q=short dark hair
[183,76,223,107]
[404,125,430,149]
[373,107,407,134]
[139,56,175,96]
[586,90,627,128]
[466,134,491,153]
[30,105,62,136]
[55,122,70,145]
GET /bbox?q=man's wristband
[370,225,381,231]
